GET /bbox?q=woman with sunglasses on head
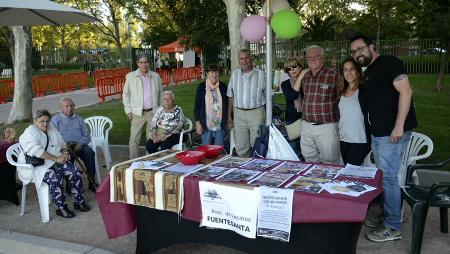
[337,58,371,165]
[280,57,308,143]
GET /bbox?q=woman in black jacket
[194,65,228,145]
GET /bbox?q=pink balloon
[240,16,266,42]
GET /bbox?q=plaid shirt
[301,67,339,123]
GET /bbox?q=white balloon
[262,0,290,16]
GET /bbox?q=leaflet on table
[216,168,261,182]
[189,166,232,179]
[257,186,294,242]
[240,158,280,171]
[285,176,330,193]
[303,165,343,179]
[321,180,377,197]
[129,160,172,170]
[271,161,312,174]
[248,172,294,187]
[161,163,204,174]
[199,181,258,238]
[213,157,252,168]
[339,164,378,179]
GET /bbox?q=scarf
[205,78,222,131]
[290,78,302,113]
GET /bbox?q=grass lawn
[2,74,449,165]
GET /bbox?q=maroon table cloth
[181,166,383,223]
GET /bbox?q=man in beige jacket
[123,53,164,159]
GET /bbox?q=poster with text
[199,181,258,238]
[257,186,294,242]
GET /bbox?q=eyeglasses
[350,45,368,56]
[285,64,299,72]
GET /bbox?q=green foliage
[302,15,342,41]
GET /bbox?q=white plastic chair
[365,132,434,187]
[6,143,50,223]
[84,116,113,183]
[173,118,193,151]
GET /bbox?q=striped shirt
[227,68,266,109]
[301,67,339,123]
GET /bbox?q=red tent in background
[159,39,201,53]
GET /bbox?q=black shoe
[56,206,75,218]
[74,202,90,212]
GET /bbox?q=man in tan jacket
[123,53,164,159]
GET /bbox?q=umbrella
[0,0,97,26]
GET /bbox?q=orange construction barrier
[0,79,14,104]
[156,70,170,86]
[187,67,196,81]
[172,68,185,84]
[95,75,125,102]
[32,74,61,97]
[93,68,130,83]
[195,66,202,80]
[60,72,88,92]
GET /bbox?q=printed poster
[199,181,258,238]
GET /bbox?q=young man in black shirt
[350,34,417,242]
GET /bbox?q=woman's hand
[195,121,203,135]
[56,154,68,164]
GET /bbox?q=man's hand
[195,121,203,135]
[127,113,133,120]
[74,143,83,153]
[227,118,233,129]
[390,126,404,144]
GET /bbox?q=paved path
[0,88,120,124]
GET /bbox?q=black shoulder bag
[25,132,49,166]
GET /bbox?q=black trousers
[340,141,371,166]
[145,134,180,154]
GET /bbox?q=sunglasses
[285,64,299,72]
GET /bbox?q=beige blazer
[122,69,164,116]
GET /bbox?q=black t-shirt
[363,55,418,136]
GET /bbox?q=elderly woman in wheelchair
[19,109,90,219]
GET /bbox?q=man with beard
[350,34,417,242]
[227,49,267,157]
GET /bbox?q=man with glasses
[227,49,267,157]
[300,45,340,163]
[350,34,417,242]
[123,53,164,159]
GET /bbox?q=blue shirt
[51,113,91,145]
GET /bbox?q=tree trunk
[6,28,15,67]
[8,26,33,123]
[223,0,246,71]
[435,41,450,91]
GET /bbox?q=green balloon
[271,10,301,39]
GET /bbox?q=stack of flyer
[320,180,377,197]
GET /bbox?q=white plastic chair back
[173,118,193,151]
[398,132,433,187]
[84,116,113,183]
[6,143,50,223]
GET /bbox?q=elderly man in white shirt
[227,49,267,157]
[123,53,164,159]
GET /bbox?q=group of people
[279,34,417,242]
[19,98,95,219]
[18,33,417,242]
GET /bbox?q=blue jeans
[201,130,225,145]
[371,131,411,231]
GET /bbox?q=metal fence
[250,39,449,74]
[0,47,155,79]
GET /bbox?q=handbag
[252,125,270,158]
[285,118,302,140]
[24,132,49,167]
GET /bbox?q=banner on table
[199,181,258,238]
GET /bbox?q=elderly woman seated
[19,109,90,219]
[146,91,185,154]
